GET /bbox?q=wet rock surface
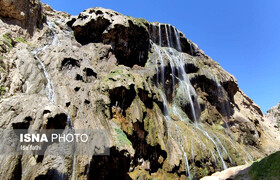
[0,1,279,180]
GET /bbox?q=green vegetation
[2,33,13,48]
[1,33,27,51]
[249,151,280,180]
[200,168,209,177]
[125,15,149,30]
[115,128,132,146]
[105,69,131,82]
[0,86,6,96]
[15,37,26,43]
[0,55,5,73]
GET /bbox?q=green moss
[0,56,5,73]
[2,33,13,48]
[126,16,149,30]
[15,37,26,43]
[200,168,209,177]
[105,69,131,82]
[115,128,132,146]
[249,151,280,180]
[0,86,6,96]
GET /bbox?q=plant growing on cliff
[2,33,14,48]
[115,128,132,146]
[15,37,27,43]
[0,55,5,72]
[0,86,6,96]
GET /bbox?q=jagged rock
[0,2,279,180]
[265,102,280,130]
[68,7,150,68]
[0,0,43,33]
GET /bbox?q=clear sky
[41,0,280,113]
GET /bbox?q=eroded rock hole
[127,121,167,173]
[43,110,51,115]
[102,22,149,67]
[35,169,67,180]
[84,99,90,104]
[83,67,97,83]
[12,116,32,129]
[72,16,111,44]
[109,85,136,116]
[61,58,80,70]
[96,10,103,15]
[66,102,71,107]
[185,63,199,74]
[46,113,67,129]
[87,146,131,180]
[138,89,153,109]
[83,67,97,78]
[74,87,80,92]
[75,74,84,81]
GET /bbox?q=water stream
[32,22,77,180]
[149,23,236,175]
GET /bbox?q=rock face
[0,1,279,180]
[0,0,43,34]
[265,102,280,129]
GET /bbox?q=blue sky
[42,0,280,113]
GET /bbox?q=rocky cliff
[0,1,279,179]
[265,102,280,130]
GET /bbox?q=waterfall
[213,74,230,130]
[31,21,63,103]
[212,134,233,164]
[164,24,200,123]
[180,144,192,180]
[149,22,243,176]
[32,22,77,179]
[195,125,227,169]
[32,48,55,103]
[47,21,61,46]
[173,124,193,179]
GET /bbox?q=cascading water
[180,144,192,180]
[31,21,63,103]
[32,47,55,103]
[47,21,61,47]
[195,125,227,169]
[212,73,253,163]
[32,22,77,180]
[148,23,240,177]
